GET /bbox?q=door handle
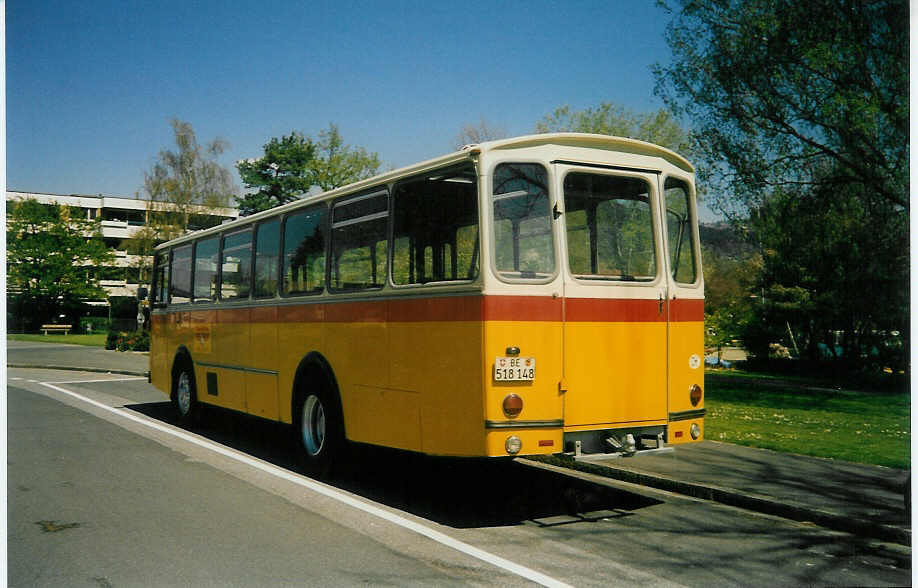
[659,293,664,315]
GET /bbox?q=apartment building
[7,190,239,298]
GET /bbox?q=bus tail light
[690,423,701,440]
[505,435,522,455]
[689,384,702,406]
[502,394,523,418]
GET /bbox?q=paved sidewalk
[7,340,148,376]
[564,441,911,545]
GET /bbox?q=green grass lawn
[705,371,910,469]
[8,333,108,347]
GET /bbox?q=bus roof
[155,133,693,251]
[473,132,694,174]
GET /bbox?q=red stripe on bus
[217,308,249,324]
[482,296,562,322]
[388,296,483,322]
[325,300,388,323]
[277,304,325,323]
[250,305,277,323]
[669,298,704,322]
[152,294,704,324]
[565,298,664,323]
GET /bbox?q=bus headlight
[690,423,701,440]
[502,394,523,418]
[505,435,522,455]
[689,384,702,406]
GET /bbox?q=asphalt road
[7,367,911,587]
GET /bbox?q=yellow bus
[148,133,704,473]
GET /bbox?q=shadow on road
[126,401,662,529]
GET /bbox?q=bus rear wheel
[294,385,343,478]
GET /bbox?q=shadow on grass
[125,401,662,529]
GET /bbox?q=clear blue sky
[8,1,681,201]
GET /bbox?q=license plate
[494,357,536,381]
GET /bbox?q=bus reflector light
[505,435,522,455]
[538,439,554,447]
[690,423,701,440]
[690,384,702,406]
[502,394,523,418]
[674,431,684,438]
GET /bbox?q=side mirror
[137,286,149,301]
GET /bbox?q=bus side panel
[205,309,247,412]
[390,321,485,456]
[164,310,194,392]
[387,296,485,456]
[276,303,325,424]
[324,301,407,449]
[150,313,170,396]
[247,305,279,420]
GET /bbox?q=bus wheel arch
[171,347,199,427]
[291,352,345,477]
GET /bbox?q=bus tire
[293,376,344,478]
[171,356,199,427]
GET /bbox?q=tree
[7,199,114,331]
[699,229,761,361]
[654,0,908,213]
[236,131,316,216]
[310,124,381,192]
[743,176,908,369]
[536,102,693,155]
[655,0,909,373]
[454,117,507,149]
[142,118,235,240]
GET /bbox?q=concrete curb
[520,457,910,547]
[7,364,147,378]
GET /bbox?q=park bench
[41,324,72,335]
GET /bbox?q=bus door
[557,165,669,429]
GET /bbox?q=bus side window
[153,251,169,306]
[222,228,253,300]
[392,165,479,285]
[193,236,220,303]
[283,206,326,295]
[170,244,192,304]
[254,218,281,297]
[330,192,388,291]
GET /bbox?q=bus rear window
[564,173,657,282]
[664,177,697,284]
[492,163,554,280]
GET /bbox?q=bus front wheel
[294,384,343,478]
[172,359,199,427]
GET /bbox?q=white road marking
[48,377,147,385]
[38,380,571,588]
